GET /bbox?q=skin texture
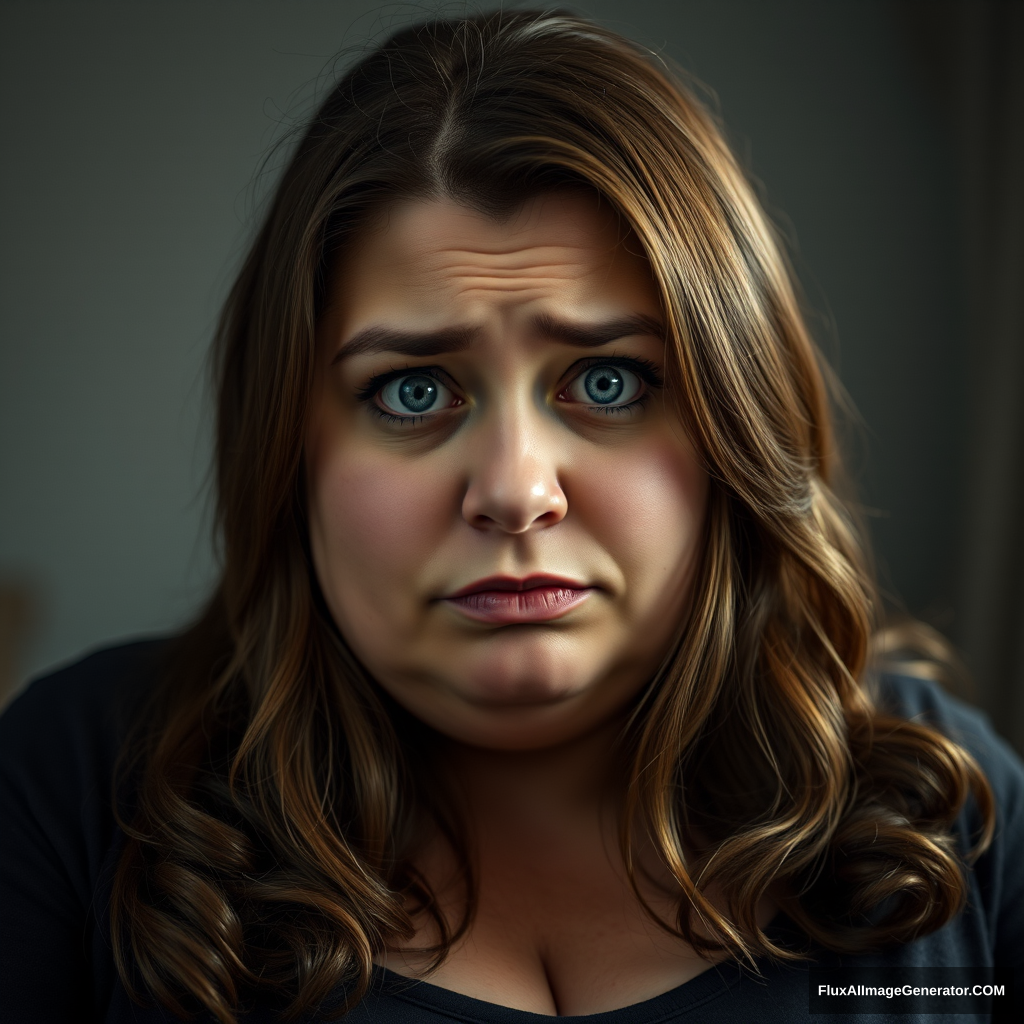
[305,192,734,1014]
[307,192,708,752]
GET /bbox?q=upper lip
[445,574,590,599]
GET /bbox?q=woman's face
[307,192,708,750]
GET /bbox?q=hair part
[112,10,994,1022]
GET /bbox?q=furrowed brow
[531,312,665,346]
[332,314,663,362]
[332,325,479,362]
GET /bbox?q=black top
[1,639,1022,1023]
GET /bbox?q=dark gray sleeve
[878,674,1024,1006]
[0,641,161,1024]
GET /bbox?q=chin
[455,636,596,707]
[383,656,620,751]
[459,669,580,708]
[371,634,638,750]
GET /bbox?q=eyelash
[355,366,461,427]
[561,356,663,415]
[356,356,664,425]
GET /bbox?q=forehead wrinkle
[408,242,611,271]
[421,258,597,285]
[425,240,606,258]
[339,197,658,344]
[445,286,559,307]
[433,269,591,287]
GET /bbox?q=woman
[1,9,1020,1023]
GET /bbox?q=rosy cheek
[574,438,706,589]
[311,448,453,617]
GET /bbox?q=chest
[382,834,725,1015]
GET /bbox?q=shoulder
[0,637,169,778]
[2,635,170,718]
[0,637,176,1022]
[875,672,1024,979]
[874,672,1024,812]
[0,637,171,892]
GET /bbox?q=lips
[442,574,594,625]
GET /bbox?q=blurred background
[1,0,1021,751]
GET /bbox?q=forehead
[326,192,661,331]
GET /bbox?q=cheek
[575,436,707,598]
[308,445,454,620]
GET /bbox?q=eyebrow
[332,312,665,363]
[531,312,665,347]
[331,325,480,363]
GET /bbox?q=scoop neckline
[370,959,745,1022]
[367,912,804,1021]
[368,910,801,1021]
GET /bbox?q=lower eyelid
[586,393,651,414]
[372,406,415,424]
[561,372,649,407]
[370,399,465,427]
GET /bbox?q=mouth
[441,574,594,625]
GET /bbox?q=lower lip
[444,586,593,624]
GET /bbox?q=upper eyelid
[356,364,460,402]
[357,355,664,407]
[557,354,664,390]
[557,361,654,412]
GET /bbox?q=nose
[461,409,567,533]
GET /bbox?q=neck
[436,717,628,831]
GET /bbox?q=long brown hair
[111,10,994,1022]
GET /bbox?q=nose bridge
[462,385,567,533]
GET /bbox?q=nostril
[535,508,564,526]
[460,461,568,533]
[462,498,565,534]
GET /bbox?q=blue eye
[564,363,644,407]
[378,373,456,416]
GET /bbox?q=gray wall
[0,1,968,682]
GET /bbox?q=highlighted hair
[111,10,993,1022]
